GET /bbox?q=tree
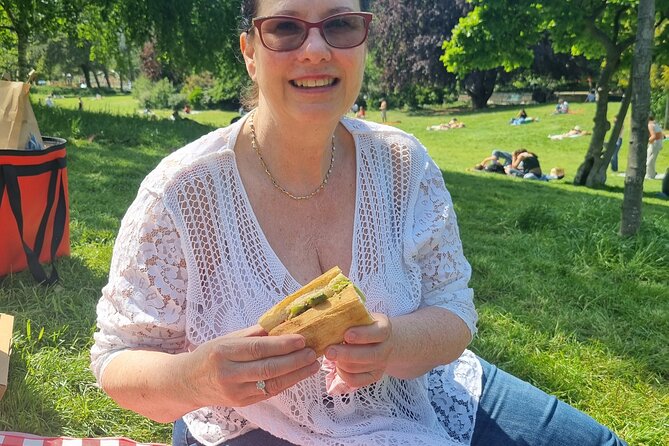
[116,0,240,76]
[370,0,470,105]
[0,0,64,79]
[621,0,656,236]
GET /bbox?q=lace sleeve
[408,156,477,336]
[90,190,188,384]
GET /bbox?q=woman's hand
[323,313,393,388]
[187,325,321,408]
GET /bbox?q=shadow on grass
[0,348,65,433]
[443,170,668,382]
[0,256,101,433]
[0,255,166,437]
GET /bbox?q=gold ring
[256,379,269,396]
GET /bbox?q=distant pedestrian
[45,95,54,108]
[646,115,664,179]
[380,98,387,123]
[610,118,623,172]
[78,96,83,111]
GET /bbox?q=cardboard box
[0,313,14,400]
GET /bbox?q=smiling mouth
[291,78,338,88]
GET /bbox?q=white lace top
[91,116,482,446]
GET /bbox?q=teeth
[294,78,334,88]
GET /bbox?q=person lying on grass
[427,117,466,131]
[548,125,591,140]
[472,149,516,173]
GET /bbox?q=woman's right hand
[186,325,320,408]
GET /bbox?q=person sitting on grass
[553,98,569,114]
[509,108,539,125]
[90,1,628,445]
[505,150,543,179]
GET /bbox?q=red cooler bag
[0,137,70,284]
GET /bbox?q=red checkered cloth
[0,433,167,446]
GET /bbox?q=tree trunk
[80,63,92,89]
[573,54,621,186]
[119,71,125,93]
[17,29,29,81]
[464,70,498,109]
[586,81,633,187]
[103,68,111,88]
[92,70,101,89]
[621,0,654,237]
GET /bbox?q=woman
[91,1,627,445]
[506,150,542,179]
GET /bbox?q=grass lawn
[0,93,667,445]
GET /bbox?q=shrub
[132,76,177,109]
[181,72,215,109]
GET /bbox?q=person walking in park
[380,97,387,123]
[78,96,83,111]
[90,1,628,445]
[646,115,664,179]
[610,117,623,172]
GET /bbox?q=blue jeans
[471,358,626,445]
[173,357,627,446]
[492,150,513,166]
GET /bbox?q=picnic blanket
[0,433,167,446]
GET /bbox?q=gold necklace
[248,111,335,201]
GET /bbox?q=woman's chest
[250,186,356,286]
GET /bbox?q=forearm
[101,349,201,423]
[386,306,472,379]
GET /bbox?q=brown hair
[238,0,370,109]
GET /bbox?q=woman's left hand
[323,313,393,388]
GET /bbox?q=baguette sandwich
[258,266,374,356]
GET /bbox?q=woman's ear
[240,33,257,81]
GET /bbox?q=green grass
[0,95,667,445]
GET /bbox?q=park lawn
[0,96,667,445]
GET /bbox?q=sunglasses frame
[250,12,373,52]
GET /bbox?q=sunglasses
[251,12,373,52]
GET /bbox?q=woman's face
[241,0,366,124]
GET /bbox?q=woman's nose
[298,28,331,62]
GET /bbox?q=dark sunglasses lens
[261,18,307,50]
[323,15,367,48]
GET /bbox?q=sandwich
[258,266,374,356]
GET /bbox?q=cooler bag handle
[0,158,66,285]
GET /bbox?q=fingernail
[326,348,337,360]
[345,332,356,343]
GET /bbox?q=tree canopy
[114,0,241,76]
[370,0,470,104]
